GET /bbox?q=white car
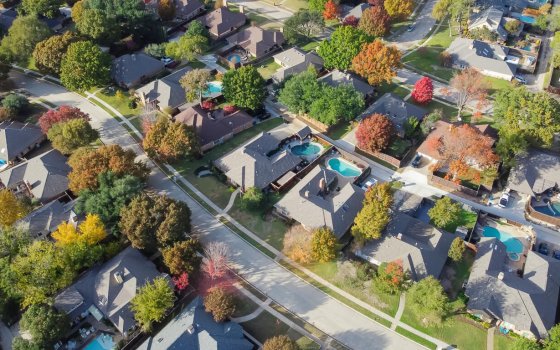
[361,179,378,191]
[498,189,511,208]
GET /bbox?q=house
[111,53,166,89]
[174,105,254,152]
[356,191,456,280]
[274,166,365,239]
[359,93,427,137]
[344,3,370,20]
[137,296,253,350]
[145,0,205,21]
[226,26,284,59]
[319,69,374,99]
[272,47,324,83]
[0,121,45,165]
[200,7,247,39]
[0,149,70,203]
[136,67,191,111]
[0,8,16,33]
[507,149,560,197]
[446,38,517,80]
[214,131,303,190]
[54,247,170,335]
[17,199,78,240]
[469,7,510,42]
[465,237,560,339]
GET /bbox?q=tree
[143,116,200,161]
[284,10,325,45]
[432,0,451,21]
[19,304,69,348]
[263,335,299,350]
[163,239,202,275]
[179,68,212,103]
[504,19,521,34]
[144,43,167,59]
[22,0,63,18]
[60,41,111,91]
[38,105,90,134]
[204,287,235,322]
[75,8,118,43]
[283,225,313,264]
[352,183,393,242]
[67,144,149,193]
[544,323,560,350]
[130,277,175,331]
[309,0,328,12]
[407,276,448,325]
[411,77,433,104]
[374,261,405,294]
[535,15,548,31]
[71,1,86,24]
[351,39,401,85]
[158,0,176,20]
[278,68,322,115]
[47,118,99,154]
[1,94,29,116]
[318,26,368,70]
[202,242,230,281]
[323,0,339,20]
[172,272,190,291]
[355,113,395,152]
[222,66,266,110]
[549,6,560,31]
[448,237,465,262]
[358,6,391,37]
[448,67,489,120]
[511,337,541,350]
[165,32,208,61]
[12,338,41,350]
[311,227,336,262]
[308,84,364,125]
[342,15,359,27]
[495,131,528,167]
[469,27,498,42]
[0,190,28,227]
[33,32,81,75]
[0,16,51,65]
[428,197,461,229]
[384,0,413,19]
[52,214,107,246]
[240,187,265,210]
[0,226,31,259]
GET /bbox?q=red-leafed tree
[323,0,339,20]
[201,100,215,110]
[38,105,90,134]
[368,0,384,6]
[358,6,391,37]
[411,77,434,104]
[223,104,237,114]
[355,113,395,152]
[448,67,489,120]
[342,15,359,27]
[374,260,405,294]
[172,272,189,291]
[202,242,230,281]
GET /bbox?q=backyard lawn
[438,208,478,233]
[241,312,319,348]
[257,57,281,79]
[385,138,412,159]
[494,332,516,350]
[325,121,355,140]
[300,40,321,52]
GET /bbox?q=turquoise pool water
[84,334,114,350]
[533,202,560,217]
[203,81,223,97]
[328,157,361,177]
[228,54,241,63]
[483,226,524,254]
[519,15,535,24]
[0,159,5,165]
[291,142,322,156]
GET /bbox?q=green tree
[317,26,369,70]
[162,239,202,275]
[309,0,328,12]
[428,197,461,230]
[448,237,465,262]
[144,43,167,58]
[130,276,175,331]
[544,323,560,350]
[407,276,448,325]
[549,6,560,31]
[222,66,266,110]
[374,261,406,294]
[496,130,529,167]
[311,227,336,262]
[308,84,364,126]
[283,10,325,45]
[179,68,212,103]
[511,337,541,350]
[12,338,41,350]
[0,226,31,259]
[278,68,321,115]
[19,304,69,348]
[204,287,235,322]
[22,0,64,18]
[165,34,208,61]
[535,15,548,31]
[60,41,111,91]
[1,94,29,116]
[0,16,51,65]
[469,27,498,42]
[240,187,265,211]
[143,116,199,161]
[47,118,99,155]
[33,32,81,75]
[0,190,28,227]
[351,183,393,242]
[432,0,451,21]
[504,19,521,34]
[76,8,119,43]
[263,335,299,350]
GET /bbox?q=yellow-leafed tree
[52,222,80,245]
[0,189,28,227]
[52,214,106,246]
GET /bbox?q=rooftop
[318,70,374,97]
[226,26,284,58]
[446,38,516,77]
[507,149,560,196]
[0,121,45,163]
[111,53,165,88]
[201,7,247,37]
[359,93,427,135]
[136,67,191,110]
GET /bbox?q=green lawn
[485,76,514,96]
[395,327,438,350]
[413,99,458,120]
[325,121,355,140]
[188,59,207,69]
[232,291,260,318]
[494,332,516,350]
[256,57,281,79]
[264,0,309,11]
[300,40,321,52]
[376,83,410,99]
[438,209,478,233]
[95,88,141,119]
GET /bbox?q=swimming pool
[482,226,524,254]
[0,159,5,165]
[519,15,536,24]
[533,202,560,217]
[328,157,361,177]
[84,334,114,350]
[228,54,241,63]
[291,142,322,156]
[203,81,223,97]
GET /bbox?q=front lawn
[376,82,410,99]
[413,99,458,120]
[494,332,516,350]
[385,138,412,159]
[95,87,141,119]
[300,40,321,52]
[485,76,513,96]
[256,57,281,80]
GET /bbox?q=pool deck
[481,219,534,270]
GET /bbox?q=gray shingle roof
[111,53,165,88]
[359,93,427,135]
[176,0,205,20]
[201,7,246,37]
[507,149,560,196]
[17,199,77,239]
[226,26,284,58]
[469,7,508,40]
[272,47,323,82]
[318,70,374,97]
[137,67,191,110]
[446,38,516,77]
[344,3,370,20]
[0,9,16,33]
[0,121,45,163]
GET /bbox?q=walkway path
[391,294,406,330]
[221,189,240,214]
[487,327,495,350]
[230,297,271,323]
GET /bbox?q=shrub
[1,94,28,115]
[204,287,235,322]
[311,227,336,262]
[263,335,299,350]
[240,187,265,211]
[283,225,313,264]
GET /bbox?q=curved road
[389,0,438,51]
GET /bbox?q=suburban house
[274,165,365,239]
[0,8,16,33]
[356,190,456,281]
[344,3,370,20]
[446,38,517,80]
[137,297,253,350]
[0,149,70,203]
[469,6,514,42]
[54,247,170,336]
[318,70,375,100]
[465,237,560,339]
[17,199,78,240]
[358,93,427,137]
[226,26,285,59]
[174,104,254,152]
[507,149,560,197]
[111,53,166,89]
[272,47,324,83]
[136,67,191,111]
[0,121,45,165]
[200,7,247,39]
[146,0,206,21]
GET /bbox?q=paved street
[389,0,437,51]
[11,71,426,350]
[230,0,293,22]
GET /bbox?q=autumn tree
[283,225,313,264]
[407,276,448,325]
[342,15,359,27]
[0,16,51,65]
[352,183,393,242]
[0,190,28,227]
[202,242,230,281]
[504,19,521,34]
[163,239,202,275]
[358,6,391,37]
[52,214,106,246]
[172,272,190,291]
[448,237,465,262]
[374,260,405,294]
[131,277,175,331]
[384,0,413,19]
[448,67,488,119]
[60,41,111,91]
[47,118,99,155]
[158,0,176,21]
[33,32,81,75]
[318,26,369,70]
[263,335,299,350]
[311,227,337,262]
[351,39,401,85]
[38,105,90,134]
[68,145,149,193]
[428,197,462,230]
[323,0,339,20]
[143,116,199,161]
[355,113,395,152]
[222,66,266,110]
[204,287,235,322]
[411,77,433,104]
[179,68,212,103]
[284,10,325,45]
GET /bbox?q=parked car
[253,108,271,120]
[361,178,378,191]
[411,153,422,168]
[514,75,527,84]
[538,242,549,256]
[498,189,511,208]
[553,250,560,260]
[407,25,415,32]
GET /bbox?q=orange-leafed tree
[323,0,339,20]
[358,6,391,37]
[384,0,413,19]
[448,67,489,120]
[374,260,405,294]
[411,76,434,104]
[351,39,402,86]
[355,113,395,153]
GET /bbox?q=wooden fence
[525,200,560,228]
[427,173,481,197]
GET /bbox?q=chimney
[304,190,310,198]
[113,271,124,284]
[498,272,505,281]
[397,233,403,240]
[187,324,195,334]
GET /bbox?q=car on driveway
[361,178,378,191]
[407,25,415,32]
[553,250,560,260]
[411,153,422,168]
[539,243,550,256]
[514,75,527,84]
[498,189,510,208]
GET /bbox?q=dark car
[253,108,271,120]
[538,242,549,255]
[553,250,560,260]
[411,154,422,168]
